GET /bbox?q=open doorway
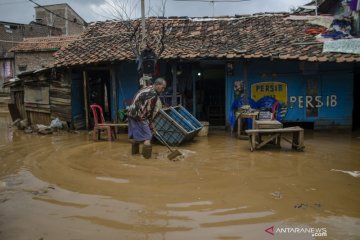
[87,70,111,121]
[196,64,226,126]
[353,63,360,130]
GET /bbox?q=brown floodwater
[0,114,360,240]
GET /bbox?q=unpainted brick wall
[15,52,54,75]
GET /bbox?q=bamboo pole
[82,70,89,129]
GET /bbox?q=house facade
[0,21,62,92]
[49,13,359,130]
[8,36,77,125]
[34,3,87,36]
[1,3,86,93]
[7,11,357,129]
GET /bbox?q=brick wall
[35,4,86,35]
[0,21,61,86]
[0,22,62,57]
[15,52,54,75]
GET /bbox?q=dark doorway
[196,64,226,126]
[353,63,360,130]
[88,70,111,121]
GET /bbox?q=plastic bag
[50,118,62,129]
[117,109,128,123]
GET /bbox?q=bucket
[197,121,209,137]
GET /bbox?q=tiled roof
[53,13,360,67]
[10,35,79,52]
[0,21,62,56]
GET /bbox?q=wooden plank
[50,91,71,97]
[28,111,51,125]
[24,86,50,105]
[254,120,283,129]
[83,70,89,130]
[8,103,21,121]
[25,103,50,108]
[51,107,71,115]
[246,127,303,134]
[110,66,117,122]
[256,133,280,149]
[10,86,24,92]
[50,97,71,104]
[237,113,257,138]
[14,91,26,119]
[25,109,50,114]
[50,73,72,123]
[49,86,71,93]
[246,128,305,152]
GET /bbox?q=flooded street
[0,115,360,240]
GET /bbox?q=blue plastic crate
[173,105,203,132]
[153,109,196,146]
[165,108,194,133]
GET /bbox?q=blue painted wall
[110,59,353,128]
[71,69,85,119]
[226,59,354,128]
[114,62,139,119]
[114,61,168,119]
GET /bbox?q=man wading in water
[127,78,167,159]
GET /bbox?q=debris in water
[294,203,308,209]
[331,169,360,178]
[96,177,129,184]
[270,191,283,199]
[294,203,322,209]
[155,149,195,161]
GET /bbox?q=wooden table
[254,120,283,129]
[253,120,283,146]
[245,126,305,152]
[236,111,259,138]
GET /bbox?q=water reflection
[0,115,12,146]
[0,114,360,240]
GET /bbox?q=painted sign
[250,81,339,121]
[289,95,337,108]
[251,82,288,105]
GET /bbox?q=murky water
[0,114,360,240]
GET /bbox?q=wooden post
[192,66,196,116]
[82,70,89,129]
[172,62,177,106]
[110,66,117,122]
[243,60,248,105]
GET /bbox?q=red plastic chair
[90,104,117,141]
